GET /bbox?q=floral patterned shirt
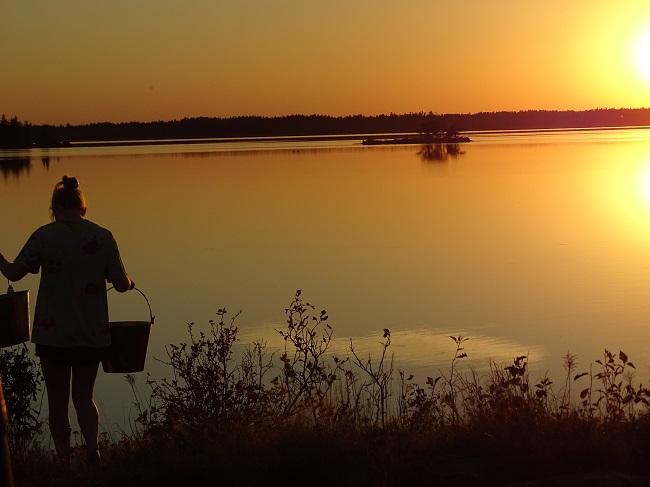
[14,219,127,348]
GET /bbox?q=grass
[7,290,650,486]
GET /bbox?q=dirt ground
[425,454,650,486]
[499,472,650,486]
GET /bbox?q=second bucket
[102,287,154,374]
[0,282,30,348]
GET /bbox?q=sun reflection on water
[589,146,650,248]
[237,323,546,377]
[640,164,650,207]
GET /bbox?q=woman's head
[50,176,87,220]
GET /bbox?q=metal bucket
[0,283,30,348]
[102,288,154,374]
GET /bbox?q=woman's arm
[111,274,135,293]
[0,253,29,282]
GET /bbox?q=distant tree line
[3,108,650,147]
[0,115,59,149]
[0,116,32,149]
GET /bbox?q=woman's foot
[86,449,101,469]
[55,452,71,473]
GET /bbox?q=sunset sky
[3,0,650,125]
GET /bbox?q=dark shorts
[35,344,111,367]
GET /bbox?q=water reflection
[0,157,31,180]
[0,154,57,181]
[0,140,467,170]
[417,143,466,162]
[237,323,545,374]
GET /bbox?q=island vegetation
[3,107,650,148]
[362,119,470,145]
[3,290,650,486]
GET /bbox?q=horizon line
[8,106,650,128]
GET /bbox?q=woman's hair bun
[61,175,79,190]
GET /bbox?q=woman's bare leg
[40,357,72,463]
[71,361,100,462]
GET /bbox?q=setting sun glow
[636,30,650,82]
[3,1,650,124]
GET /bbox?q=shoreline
[57,124,650,148]
[2,124,650,151]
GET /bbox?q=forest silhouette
[3,108,650,148]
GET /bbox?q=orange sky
[3,0,650,125]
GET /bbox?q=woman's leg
[70,361,101,462]
[40,357,72,462]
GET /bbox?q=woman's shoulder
[39,219,115,239]
[32,221,59,235]
[81,220,115,237]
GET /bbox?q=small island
[362,119,470,145]
[361,134,471,145]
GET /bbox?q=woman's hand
[112,274,135,293]
[0,254,29,282]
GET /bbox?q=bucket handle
[107,287,155,325]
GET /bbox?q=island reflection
[417,143,465,162]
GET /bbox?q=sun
[636,29,650,82]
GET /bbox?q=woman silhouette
[0,176,135,468]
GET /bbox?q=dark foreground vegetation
[5,291,650,486]
[4,108,650,148]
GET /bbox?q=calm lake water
[3,127,650,434]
